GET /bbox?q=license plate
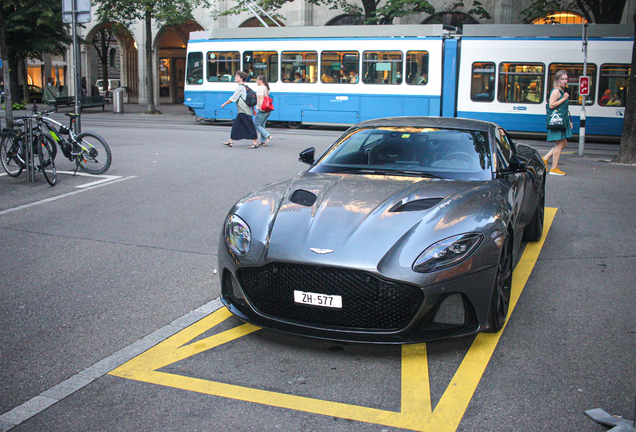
[294,290,342,309]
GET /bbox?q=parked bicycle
[1,115,57,186]
[36,107,112,175]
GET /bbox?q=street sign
[579,76,590,96]
[62,0,91,23]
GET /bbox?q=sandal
[247,143,260,149]
[263,135,272,146]
[222,141,233,147]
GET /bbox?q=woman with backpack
[220,70,258,148]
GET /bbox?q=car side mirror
[299,147,315,165]
[499,154,527,175]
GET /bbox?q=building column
[494,0,514,24]
[137,37,148,105]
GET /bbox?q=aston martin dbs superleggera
[218,117,546,343]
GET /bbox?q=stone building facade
[26,0,636,106]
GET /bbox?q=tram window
[362,51,403,85]
[320,51,360,83]
[470,62,495,102]
[548,63,597,106]
[243,51,278,83]
[598,64,629,107]
[186,52,203,85]
[206,51,240,82]
[406,51,428,85]
[498,63,544,104]
[281,51,318,83]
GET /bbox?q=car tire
[522,185,545,242]
[485,233,512,333]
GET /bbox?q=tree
[1,6,14,125]
[521,0,635,163]
[92,27,115,97]
[213,0,432,25]
[95,0,210,114]
[214,0,489,26]
[1,0,70,124]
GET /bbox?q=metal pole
[25,118,35,182]
[242,0,282,27]
[578,23,588,156]
[72,0,82,133]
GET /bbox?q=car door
[494,128,532,232]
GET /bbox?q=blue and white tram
[184,25,450,125]
[456,24,633,137]
[184,24,632,137]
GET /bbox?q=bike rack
[23,117,36,183]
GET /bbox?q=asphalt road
[1,106,635,432]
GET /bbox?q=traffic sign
[579,76,590,96]
[62,0,91,23]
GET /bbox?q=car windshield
[310,126,492,181]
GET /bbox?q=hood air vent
[290,189,317,207]
[390,198,443,213]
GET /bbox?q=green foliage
[95,0,210,27]
[212,0,492,25]
[368,0,435,24]
[212,0,440,24]
[454,0,491,20]
[2,0,71,60]
[2,100,27,110]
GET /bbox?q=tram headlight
[224,214,251,256]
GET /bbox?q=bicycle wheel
[37,136,57,186]
[74,132,112,175]
[1,133,24,177]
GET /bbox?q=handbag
[547,108,566,130]
[546,90,567,130]
[261,95,274,112]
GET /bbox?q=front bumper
[219,261,497,344]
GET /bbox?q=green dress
[547,88,572,142]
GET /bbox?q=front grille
[237,263,424,331]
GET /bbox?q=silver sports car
[218,117,546,343]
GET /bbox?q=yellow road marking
[110,208,557,431]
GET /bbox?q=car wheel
[522,185,545,242]
[486,234,513,333]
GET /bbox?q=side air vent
[390,198,443,213]
[289,189,317,207]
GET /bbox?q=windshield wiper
[345,168,441,178]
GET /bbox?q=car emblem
[310,248,334,254]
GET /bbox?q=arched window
[422,12,479,30]
[109,48,117,68]
[326,14,365,26]
[532,11,586,24]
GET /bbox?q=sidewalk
[1,102,195,128]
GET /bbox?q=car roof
[352,116,496,133]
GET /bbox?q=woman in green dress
[543,70,572,176]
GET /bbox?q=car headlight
[224,214,251,256]
[413,233,483,273]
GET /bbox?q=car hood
[234,172,502,273]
